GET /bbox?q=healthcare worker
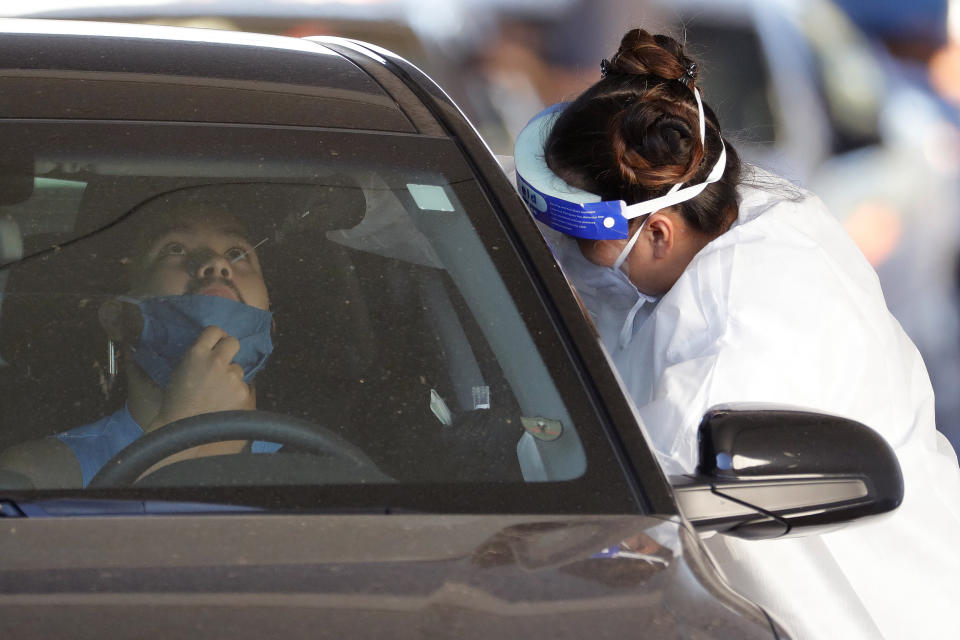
[514,28,960,640]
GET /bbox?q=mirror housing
[671,405,903,540]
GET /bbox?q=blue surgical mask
[119,294,273,388]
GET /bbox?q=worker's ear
[646,212,676,260]
[98,298,144,344]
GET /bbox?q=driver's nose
[195,250,233,281]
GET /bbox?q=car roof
[2,0,417,20]
[0,18,418,132]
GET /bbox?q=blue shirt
[56,407,281,487]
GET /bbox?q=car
[0,19,903,639]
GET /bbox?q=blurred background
[4,0,960,453]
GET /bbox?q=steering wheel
[88,410,385,488]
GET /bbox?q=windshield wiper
[0,498,421,517]
[0,497,264,517]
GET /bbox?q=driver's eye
[157,242,187,258]
[225,247,250,263]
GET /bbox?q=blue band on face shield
[514,103,632,240]
[514,91,726,241]
[517,173,630,240]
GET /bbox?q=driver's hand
[149,325,254,431]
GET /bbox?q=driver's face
[130,213,270,311]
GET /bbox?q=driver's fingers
[193,327,242,363]
[227,362,245,381]
[211,334,241,363]
[193,325,229,351]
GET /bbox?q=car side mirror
[671,405,903,540]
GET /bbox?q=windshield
[0,121,637,514]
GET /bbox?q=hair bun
[603,29,695,87]
[609,93,705,187]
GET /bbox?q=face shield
[513,88,727,242]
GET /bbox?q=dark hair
[544,28,741,236]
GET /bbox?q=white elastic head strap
[612,87,726,271]
[621,88,727,219]
[612,213,649,271]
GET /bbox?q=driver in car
[0,185,280,488]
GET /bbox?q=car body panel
[0,513,776,639]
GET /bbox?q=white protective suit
[542,168,960,640]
